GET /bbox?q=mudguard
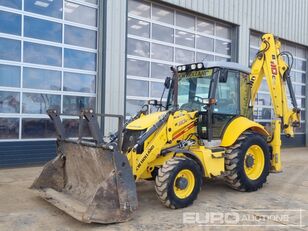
[220,116,269,147]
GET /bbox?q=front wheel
[155,157,202,209]
[224,132,270,192]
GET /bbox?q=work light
[197,63,203,69]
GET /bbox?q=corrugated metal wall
[161,0,308,64]
[104,0,127,116]
[161,0,308,44]
[103,0,128,132]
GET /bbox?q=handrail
[47,108,124,151]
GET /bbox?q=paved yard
[0,148,307,231]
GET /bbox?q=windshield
[167,69,213,111]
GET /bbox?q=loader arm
[127,111,175,179]
[249,33,301,171]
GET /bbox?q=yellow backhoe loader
[31,33,300,223]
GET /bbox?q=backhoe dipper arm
[249,33,301,172]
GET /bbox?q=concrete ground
[0,148,307,231]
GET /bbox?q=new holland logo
[136,145,155,171]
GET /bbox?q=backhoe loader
[31,33,300,223]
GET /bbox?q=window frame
[126,0,234,116]
[0,1,99,141]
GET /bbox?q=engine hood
[126,111,166,130]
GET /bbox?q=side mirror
[140,104,149,113]
[148,99,159,106]
[219,69,228,83]
[164,76,171,89]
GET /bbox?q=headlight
[182,65,186,71]
[191,64,196,70]
[177,66,182,71]
[197,63,203,69]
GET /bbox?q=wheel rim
[173,169,195,199]
[244,145,265,180]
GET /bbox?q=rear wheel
[224,132,270,191]
[155,157,202,209]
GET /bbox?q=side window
[214,71,239,115]
[240,72,252,118]
[178,79,190,107]
[195,77,211,99]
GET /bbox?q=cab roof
[203,61,251,74]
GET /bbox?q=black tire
[155,157,202,209]
[224,132,270,192]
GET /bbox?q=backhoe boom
[249,34,301,171]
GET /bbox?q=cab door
[212,70,240,138]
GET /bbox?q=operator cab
[166,61,252,140]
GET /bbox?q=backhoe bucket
[31,140,138,224]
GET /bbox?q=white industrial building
[0,0,307,166]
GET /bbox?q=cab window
[214,71,240,115]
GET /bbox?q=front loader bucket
[31,140,138,224]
